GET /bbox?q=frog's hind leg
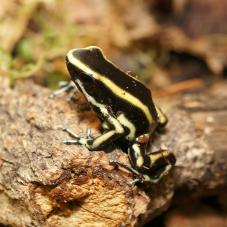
[110,139,149,184]
[109,159,144,184]
[146,149,176,181]
[110,139,176,184]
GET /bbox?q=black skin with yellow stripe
[61,46,176,184]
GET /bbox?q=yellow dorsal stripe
[67,50,153,123]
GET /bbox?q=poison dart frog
[54,46,176,184]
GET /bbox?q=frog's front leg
[64,108,126,150]
[49,81,78,100]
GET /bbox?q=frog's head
[65,47,101,84]
[65,46,104,94]
[65,46,104,83]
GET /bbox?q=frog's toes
[63,139,80,145]
[63,128,80,138]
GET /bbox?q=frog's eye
[89,47,103,59]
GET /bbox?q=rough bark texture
[0,78,226,227]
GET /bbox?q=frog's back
[73,47,158,137]
[74,47,157,116]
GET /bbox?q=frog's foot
[63,127,93,146]
[49,81,77,100]
[109,159,145,184]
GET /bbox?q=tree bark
[0,78,226,227]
